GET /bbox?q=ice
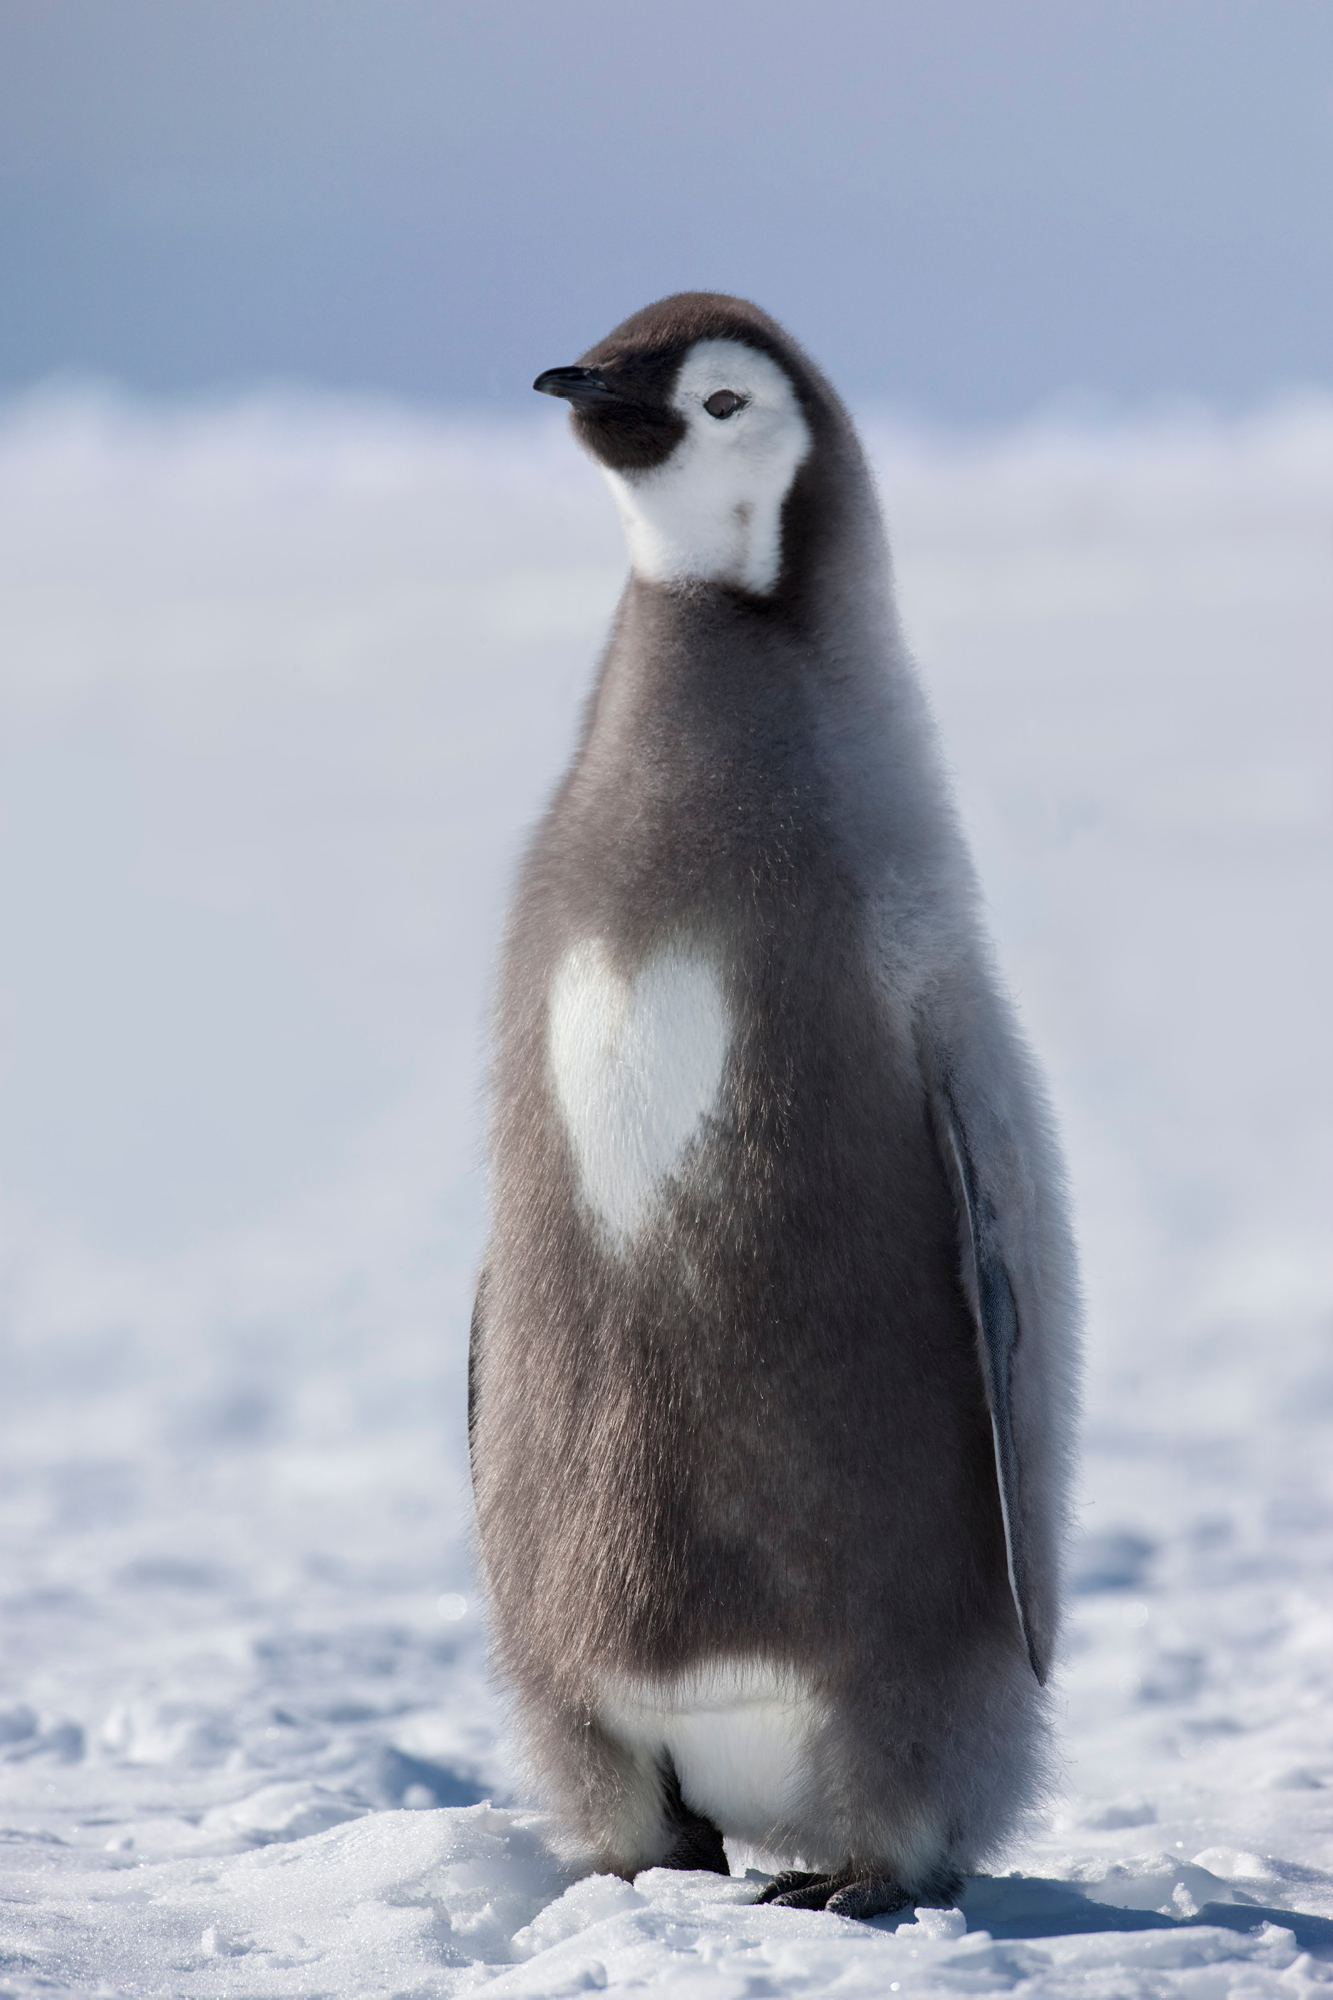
[896,1905,970,1939]
[0,386,1329,1995]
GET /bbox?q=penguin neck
[584,578,810,762]
[573,571,962,903]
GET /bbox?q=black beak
[533,366,621,407]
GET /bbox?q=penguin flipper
[467,1267,488,1489]
[937,1086,1046,1684]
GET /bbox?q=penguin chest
[547,936,731,1251]
[599,1662,822,1844]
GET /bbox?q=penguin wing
[916,953,1079,1690]
[935,1081,1045,1682]
[467,1267,489,1489]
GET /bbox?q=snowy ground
[0,386,1330,1996]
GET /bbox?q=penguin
[469,293,1080,1920]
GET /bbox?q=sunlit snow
[0,387,1330,1997]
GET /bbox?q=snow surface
[0,387,1330,1997]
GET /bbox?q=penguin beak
[533,366,622,407]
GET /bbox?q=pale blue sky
[2,0,1330,415]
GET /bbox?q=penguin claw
[756,1869,913,1919]
[753,1869,828,1905]
[769,1873,841,1910]
[825,1874,912,1920]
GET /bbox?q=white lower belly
[599,1660,821,1843]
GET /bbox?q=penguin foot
[825,1874,913,1920]
[649,1758,729,1876]
[655,1812,729,1875]
[754,1869,827,1904]
[756,1869,912,1919]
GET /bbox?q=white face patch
[547,936,731,1252]
[601,338,812,596]
[600,1660,822,1845]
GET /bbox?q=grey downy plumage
[470,293,1081,1920]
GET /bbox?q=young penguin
[470,293,1080,1920]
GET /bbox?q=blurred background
[4,0,1332,415]
[0,0,1330,1905]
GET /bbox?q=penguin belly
[483,898,1026,1887]
[598,1661,822,1846]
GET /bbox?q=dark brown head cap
[533,293,841,473]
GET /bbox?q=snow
[0,386,1330,1996]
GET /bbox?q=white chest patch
[602,339,812,596]
[547,936,731,1251]
[600,1660,822,1845]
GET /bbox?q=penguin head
[535,293,862,602]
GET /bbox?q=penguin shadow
[925,1876,1333,1956]
[374,1748,489,1811]
[737,1865,1333,1953]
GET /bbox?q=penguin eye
[703,389,747,420]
